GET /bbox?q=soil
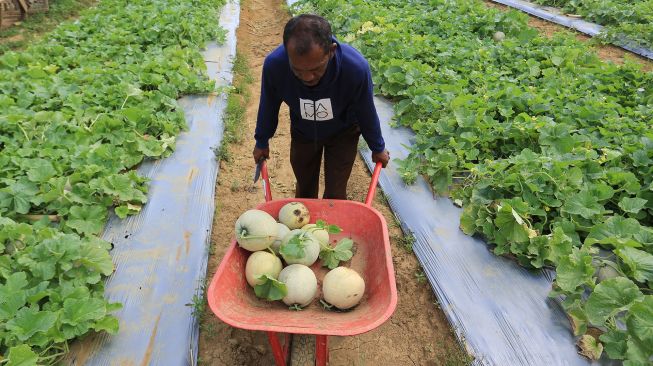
[197,0,467,365]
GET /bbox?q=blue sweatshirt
[254,39,386,153]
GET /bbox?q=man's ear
[330,42,337,53]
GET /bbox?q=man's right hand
[253,146,270,164]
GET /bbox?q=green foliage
[0,0,98,54]
[300,0,653,363]
[254,275,288,301]
[0,0,227,362]
[0,217,121,361]
[532,0,653,49]
[319,238,354,269]
[313,219,343,235]
[280,231,313,259]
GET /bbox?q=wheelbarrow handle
[258,160,381,206]
[364,162,382,207]
[260,159,272,202]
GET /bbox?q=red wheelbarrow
[207,161,398,365]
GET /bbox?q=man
[252,14,390,199]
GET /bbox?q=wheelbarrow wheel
[290,334,315,366]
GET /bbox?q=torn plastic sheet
[359,97,619,365]
[63,1,240,365]
[490,0,653,60]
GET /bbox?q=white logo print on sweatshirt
[299,98,333,121]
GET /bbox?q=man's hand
[253,146,270,164]
[372,150,390,168]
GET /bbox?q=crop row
[532,0,653,50]
[296,0,653,363]
[0,0,225,363]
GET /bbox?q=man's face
[287,40,336,87]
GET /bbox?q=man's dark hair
[283,14,333,55]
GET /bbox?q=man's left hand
[372,150,390,168]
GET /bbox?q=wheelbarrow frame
[207,161,397,365]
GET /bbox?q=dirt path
[198,0,467,364]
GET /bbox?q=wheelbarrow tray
[207,197,397,336]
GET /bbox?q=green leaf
[114,203,142,219]
[606,169,641,195]
[585,216,642,248]
[617,247,653,284]
[561,190,604,219]
[599,329,628,360]
[93,315,120,334]
[79,242,114,276]
[114,205,129,219]
[624,337,652,365]
[6,344,38,366]
[0,272,29,320]
[584,277,643,325]
[311,219,341,234]
[618,197,648,215]
[5,307,58,341]
[586,182,615,201]
[319,238,354,269]
[459,205,479,235]
[494,204,530,244]
[538,123,575,154]
[25,159,58,183]
[66,205,108,235]
[626,296,653,351]
[136,137,165,157]
[280,232,307,259]
[566,302,588,336]
[0,181,39,215]
[91,174,147,203]
[62,298,107,325]
[631,150,651,167]
[325,224,342,234]
[555,248,594,292]
[546,227,574,265]
[254,275,287,301]
[551,55,563,66]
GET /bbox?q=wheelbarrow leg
[315,335,328,366]
[266,331,290,366]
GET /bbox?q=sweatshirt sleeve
[355,64,386,153]
[254,58,282,149]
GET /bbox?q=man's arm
[253,58,283,162]
[355,64,390,167]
